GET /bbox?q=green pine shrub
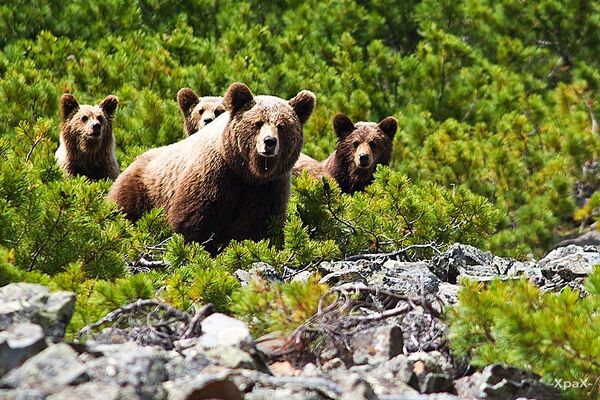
[230,274,329,337]
[448,269,600,399]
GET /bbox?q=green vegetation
[449,268,600,399]
[1,1,600,398]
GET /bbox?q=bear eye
[214,109,224,117]
[369,140,377,149]
[254,121,263,129]
[198,109,205,115]
[81,115,88,122]
[353,140,359,148]
[277,123,285,131]
[97,115,104,123]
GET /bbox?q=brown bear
[108,82,315,253]
[293,114,397,193]
[55,93,120,180]
[177,87,225,136]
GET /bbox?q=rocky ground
[1,243,596,399]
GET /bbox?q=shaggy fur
[55,93,120,180]
[177,88,225,136]
[108,82,316,253]
[294,114,397,193]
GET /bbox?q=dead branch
[77,299,215,350]
[343,242,442,262]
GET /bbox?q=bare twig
[343,243,441,262]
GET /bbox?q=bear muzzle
[354,143,373,169]
[256,125,279,157]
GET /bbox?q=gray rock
[346,356,419,397]
[194,313,253,349]
[83,343,170,400]
[205,345,267,372]
[339,373,378,400]
[378,261,440,298]
[538,245,599,278]
[163,371,243,400]
[351,324,403,365]
[432,244,527,284]
[235,263,283,287]
[454,364,561,400]
[46,382,139,400]
[0,343,88,394]
[0,389,46,400]
[0,323,46,377]
[291,270,314,282]
[419,373,454,394]
[553,230,600,248]
[319,261,369,286]
[0,283,75,338]
[436,283,458,305]
[245,388,331,400]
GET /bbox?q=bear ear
[333,113,355,139]
[288,90,316,125]
[60,93,80,121]
[378,116,398,140]
[224,82,255,115]
[99,95,119,119]
[177,88,199,116]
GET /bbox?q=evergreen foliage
[448,269,600,399]
[1,2,600,397]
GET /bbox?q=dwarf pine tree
[1,0,600,391]
[448,268,600,399]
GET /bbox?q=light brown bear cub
[294,114,397,193]
[55,93,120,180]
[108,82,315,253]
[177,87,225,136]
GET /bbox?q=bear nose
[91,122,101,135]
[263,136,278,150]
[359,153,370,166]
[203,117,214,125]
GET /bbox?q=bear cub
[109,82,316,254]
[294,114,397,193]
[55,93,120,180]
[177,87,225,136]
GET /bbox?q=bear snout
[203,117,214,125]
[264,136,277,150]
[91,121,102,137]
[256,126,279,157]
[354,143,373,169]
[358,153,370,167]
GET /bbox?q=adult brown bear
[294,114,397,193]
[108,83,315,253]
[55,93,120,180]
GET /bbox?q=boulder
[0,323,46,377]
[0,343,88,395]
[454,364,561,400]
[0,283,75,338]
[351,324,403,365]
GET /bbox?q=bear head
[332,113,397,188]
[220,82,316,184]
[177,88,225,136]
[60,93,118,152]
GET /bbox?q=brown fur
[108,83,316,253]
[177,88,225,136]
[294,114,397,193]
[55,93,120,180]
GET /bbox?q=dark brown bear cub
[293,114,397,193]
[108,82,316,253]
[55,93,120,180]
[177,87,225,136]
